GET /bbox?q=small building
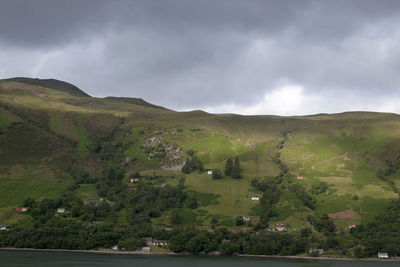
[276,226,287,231]
[207,170,213,175]
[348,224,356,229]
[297,176,304,180]
[242,216,250,221]
[130,178,139,183]
[0,224,7,230]
[251,196,260,201]
[93,221,103,225]
[112,245,119,251]
[378,252,389,259]
[142,247,151,253]
[221,239,231,244]
[16,207,28,212]
[309,248,324,255]
[153,240,168,246]
[57,208,65,213]
[143,237,153,246]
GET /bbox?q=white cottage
[57,208,65,213]
[378,252,388,259]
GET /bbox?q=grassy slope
[0,80,400,230]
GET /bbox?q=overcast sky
[1,0,400,115]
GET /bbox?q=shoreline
[0,247,398,262]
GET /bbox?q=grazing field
[0,174,72,208]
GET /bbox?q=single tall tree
[224,158,233,176]
[232,157,242,179]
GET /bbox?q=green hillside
[1,78,400,257]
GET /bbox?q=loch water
[0,251,399,267]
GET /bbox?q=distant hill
[105,96,167,110]
[0,77,90,97]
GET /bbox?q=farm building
[378,252,388,259]
[251,196,260,200]
[207,170,213,175]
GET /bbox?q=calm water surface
[0,251,397,267]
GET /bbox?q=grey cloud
[1,0,400,114]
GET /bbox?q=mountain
[0,78,400,257]
[0,77,91,97]
[104,97,167,110]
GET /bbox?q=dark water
[0,251,397,267]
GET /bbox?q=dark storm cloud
[1,0,400,115]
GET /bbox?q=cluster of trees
[87,120,127,161]
[305,214,338,250]
[182,156,203,174]
[167,228,308,255]
[225,158,242,179]
[272,153,289,177]
[126,179,186,226]
[376,160,399,193]
[0,217,125,250]
[211,169,222,180]
[351,199,400,257]
[251,179,281,227]
[311,182,328,195]
[0,158,188,251]
[307,215,335,235]
[288,183,314,209]
[276,131,290,150]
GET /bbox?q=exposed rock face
[162,143,186,170]
[144,135,186,170]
